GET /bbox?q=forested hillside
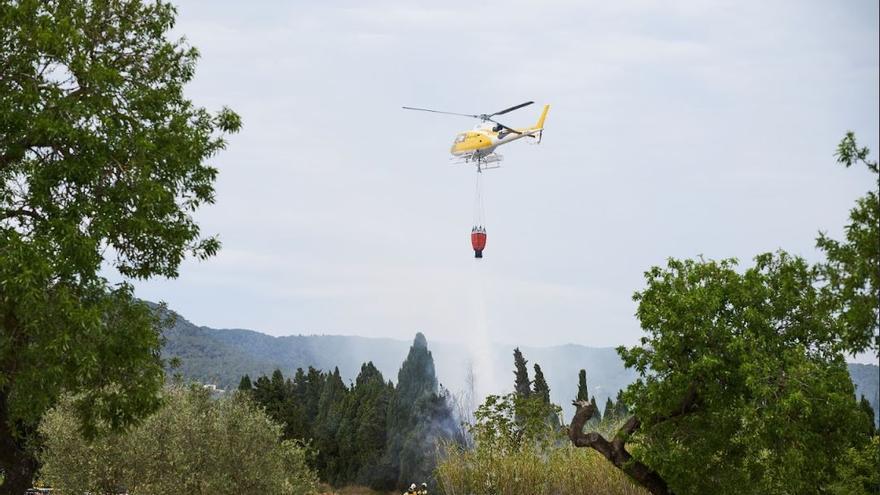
[159,304,879,424]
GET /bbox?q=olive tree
[38,386,318,495]
[0,1,240,491]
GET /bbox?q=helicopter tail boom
[534,104,550,130]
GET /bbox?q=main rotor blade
[489,101,534,117]
[402,106,478,118]
[489,119,523,135]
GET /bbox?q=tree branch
[2,207,43,221]
[568,400,671,495]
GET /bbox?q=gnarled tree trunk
[567,400,671,495]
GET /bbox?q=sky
[122,0,879,360]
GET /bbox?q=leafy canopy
[569,133,879,495]
[620,253,869,494]
[1,0,239,489]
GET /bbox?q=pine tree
[577,369,589,401]
[532,364,551,404]
[238,374,253,392]
[603,397,615,423]
[513,348,531,398]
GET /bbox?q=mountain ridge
[158,303,879,423]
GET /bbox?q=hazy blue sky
[122,0,878,358]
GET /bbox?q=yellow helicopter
[402,101,550,170]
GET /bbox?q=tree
[576,369,589,401]
[531,364,551,404]
[828,436,880,495]
[858,395,877,437]
[238,374,253,392]
[38,386,317,495]
[816,131,879,357]
[571,254,873,495]
[613,389,628,418]
[313,367,348,481]
[346,363,394,488]
[567,134,879,495]
[470,393,562,455]
[0,1,239,491]
[588,396,601,425]
[385,333,459,490]
[513,348,531,398]
[602,397,615,423]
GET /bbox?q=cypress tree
[589,396,602,422]
[532,363,551,404]
[513,348,531,398]
[237,374,252,392]
[303,366,326,426]
[576,369,589,401]
[603,397,615,422]
[348,362,394,488]
[314,367,348,481]
[386,333,457,490]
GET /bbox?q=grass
[435,444,648,495]
[316,484,398,495]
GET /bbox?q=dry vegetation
[317,484,398,495]
[436,444,648,495]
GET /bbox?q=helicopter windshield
[454,133,467,143]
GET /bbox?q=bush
[38,385,318,495]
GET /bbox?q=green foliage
[531,364,550,404]
[849,363,880,428]
[816,131,880,357]
[37,386,318,495]
[386,333,460,489]
[562,133,879,495]
[619,252,873,494]
[239,374,253,392]
[602,397,615,423]
[827,435,880,495]
[857,396,877,437]
[313,368,348,481]
[438,392,643,495]
[576,369,589,401]
[339,363,394,488]
[614,389,628,418]
[247,334,461,491]
[512,348,531,398]
[470,393,562,454]
[589,396,601,422]
[1,0,238,489]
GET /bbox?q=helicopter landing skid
[452,152,503,171]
